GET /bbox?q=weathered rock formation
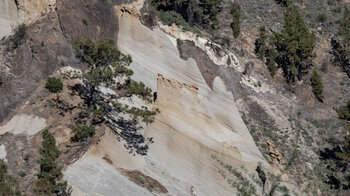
[64,4,267,195]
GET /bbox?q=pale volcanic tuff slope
[64,2,267,196]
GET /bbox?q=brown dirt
[1,75,106,194]
[122,169,168,194]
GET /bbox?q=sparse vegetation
[310,69,324,102]
[45,77,63,93]
[82,17,88,25]
[7,24,27,51]
[0,160,21,196]
[35,130,72,195]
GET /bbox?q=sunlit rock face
[0,0,55,38]
[0,0,18,38]
[64,3,267,195]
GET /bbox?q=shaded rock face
[0,12,77,122]
[56,0,137,42]
[177,39,247,99]
[56,0,119,42]
[0,0,133,123]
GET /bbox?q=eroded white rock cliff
[64,2,267,195]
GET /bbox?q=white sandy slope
[64,3,267,196]
[0,114,46,135]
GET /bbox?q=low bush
[337,100,350,120]
[318,13,327,23]
[45,77,63,93]
[7,24,27,51]
[71,123,95,142]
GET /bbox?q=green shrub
[310,69,324,102]
[45,77,63,93]
[317,13,327,23]
[82,17,88,25]
[137,175,146,184]
[8,24,27,51]
[337,100,350,120]
[71,123,95,142]
[275,0,291,7]
[336,136,350,164]
[231,3,241,38]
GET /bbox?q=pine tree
[274,7,316,82]
[332,6,350,77]
[255,26,268,60]
[35,130,72,195]
[310,69,324,102]
[73,38,133,126]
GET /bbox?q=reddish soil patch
[122,169,168,194]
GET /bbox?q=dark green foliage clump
[337,100,350,120]
[71,123,96,142]
[310,69,324,102]
[339,7,350,39]
[254,7,315,80]
[0,160,21,196]
[46,77,63,93]
[275,0,291,7]
[266,46,278,77]
[35,130,72,195]
[82,17,88,25]
[336,136,350,164]
[317,13,327,23]
[128,107,160,124]
[331,7,350,77]
[255,26,268,60]
[149,0,240,37]
[274,7,316,82]
[231,2,241,38]
[126,80,152,102]
[7,24,27,51]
